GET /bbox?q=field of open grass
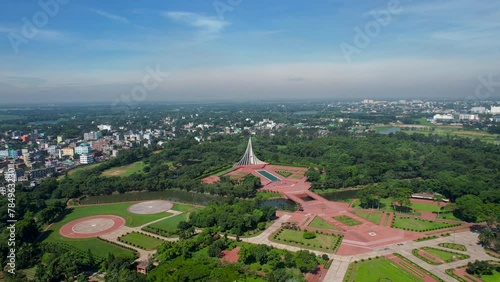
[354,211,382,225]
[145,213,189,233]
[392,217,456,232]
[344,257,423,282]
[171,203,196,212]
[334,215,361,226]
[41,203,174,259]
[421,247,469,262]
[411,202,441,212]
[273,228,341,251]
[481,270,500,282]
[119,232,165,250]
[308,217,341,230]
[101,161,145,177]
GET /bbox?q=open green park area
[101,161,145,177]
[308,216,342,230]
[354,211,382,225]
[334,215,361,226]
[42,203,174,258]
[143,213,190,236]
[344,257,423,282]
[414,247,470,264]
[272,228,342,252]
[119,232,165,250]
[391,216,457,232]
[275,170,294,178]
[480,270,500,282]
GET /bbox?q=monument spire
[236,137,266,166]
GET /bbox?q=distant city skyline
[1,0,499,104]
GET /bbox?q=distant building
[0,150,8,159]
[136,261,150,275]
[433,114,454,121]
[80,154,94,164]
[84,131,103,141]
[57,135,63,143]
[62,147,74,157]
[491,106,500,114]
[75,143,91,155]
[25,167,56,180]
[495,116,500,123]
[471,107,486,114]
[459,114,479,121]
[97,124,112,131]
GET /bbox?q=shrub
[303,231,317,239]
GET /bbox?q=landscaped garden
[391,216,459,232]
[308,216,342,230]
[344,256,433,282]
[412,247,470,265]
[272,228,343,252]
[438,243,467,252]
[275,170,294,178]
[334,215,361,226]
[119,232,166,250]
[353,211,382,225]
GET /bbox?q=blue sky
[1,0,499,104]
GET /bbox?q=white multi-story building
[433,114,454,121]
[471,107,486,114]
[97,124,112,131]
[80,154,94,164]
[459,114,479,121]
[75,143,92,155]
[490,106,500,114]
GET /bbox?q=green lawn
[274,229,341,251]
[119,232,165,250]
[41,203,173,259]
[68,204,173,227]
[172,203,196,212]
[145,213,189,233]
[354,211,382,225]
[480,270,500,282]
[334,215,361,226]
[437,243,467,252]
[214,166,236,176]
[101,161,145,177]
[438,212,462,221]
[411,202,441,212]
[345,258,423,282]
[391,217,455,232]
[421,247,469,262]
[256,191,282,200]
[275,170,293,178]
[308,217,342,230]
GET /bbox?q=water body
[260,198,297,211]
[378,127,401,135]
[320,189,360,202]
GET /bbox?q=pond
[320,189,360,202]
[260,198,297,211]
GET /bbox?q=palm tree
[433,194,445,218]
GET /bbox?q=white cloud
[91,9,129,23]
[164,11,229,34]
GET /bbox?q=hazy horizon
[1,0,499,104]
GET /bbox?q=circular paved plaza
[60,215,125,238]
[127,200,173,214]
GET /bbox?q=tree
[433,194,445,218]
[293,250,318,273]
[455,195,484,222]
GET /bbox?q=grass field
[68,204,173,227]
[145,213,189,233]
[41,203,174,258]
[344,258,423,282]
[101,161,145,177]
[411,202,441,212]
[58,163,102,180]
[481,270,500,282]
[438,212,462,221]
[275,170,294,178]
[274,229,341,251]
[354,211,382,225]
[421,247,469,262]
[308,217,342,230]
[392,217,455,232]
[214,166,236,176]
[334,215,361,226]
[172,203,196,212]
[438,243,467,251]
[119,232,165,250]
